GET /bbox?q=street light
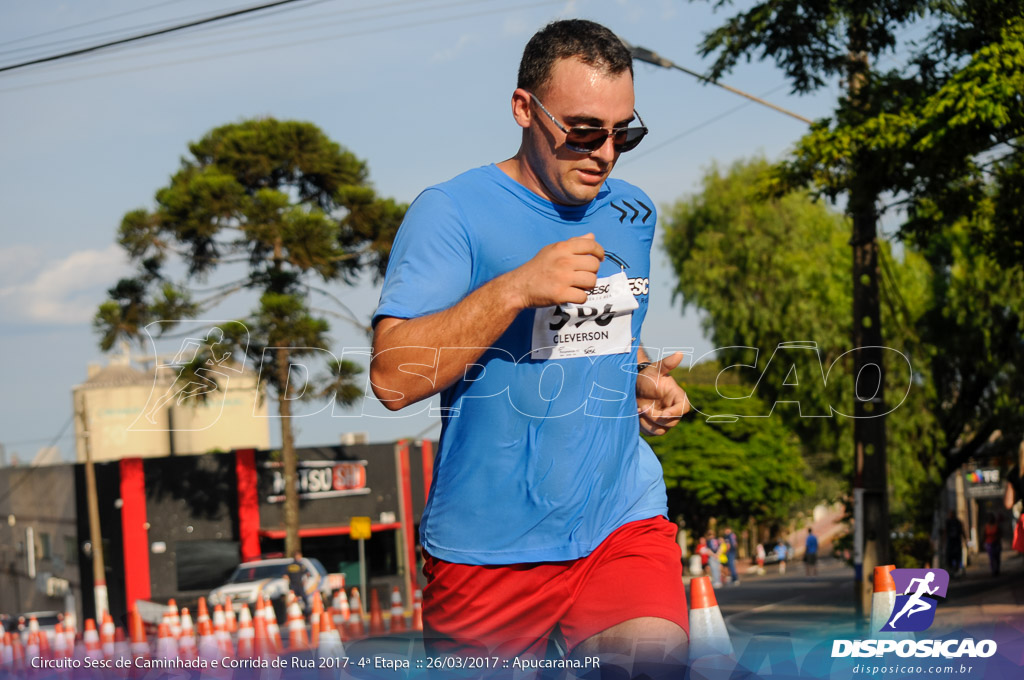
[626,43,813,125]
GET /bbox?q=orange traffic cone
[317,611,345,659]
[178,608,197,661]
[83,619,103,661]
[252,611,273,662]
[688,576,733,661]
[309,593,323,649]
[25,631,41,669]
[1,632,14,671]
[347,589,364,638]
[224,597,238,633]
[113,627,130,664]
[99,613,116,660]
[9,633,25,674]
[63,613,76,654]
[333,590,350,641]
[236,605,255,659]
[52,622,69,659]
[388,586,406,633]
[870,564,912,638]
[411,589,423,632]
[213,604,232,658]
[264,599,283,653]
[196,596,211,632]
[166,599,181,639]
[37,624,53,661]
[129,607,150,660]
[368,589,386,636]
[155,622,178,660]
[197,619,219,662]
[286,597,310,650]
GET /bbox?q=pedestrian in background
[755,542,766,575]
[944,510,967,577]
[983,512,1002,576]
[723,526,740,586]
[775,539,788,575]
[804,528,818,577]
[707,531,723,587]
[697,536,711,576]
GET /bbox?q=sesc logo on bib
[531,271,638,360]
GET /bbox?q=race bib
[531,271,638,360]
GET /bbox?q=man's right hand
[505,233,605,309]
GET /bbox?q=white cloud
[431,33,480,63]
[0,244,131,324]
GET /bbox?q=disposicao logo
[884,568,949,632]
[832,568,998,659]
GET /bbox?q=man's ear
[511,88,533,129]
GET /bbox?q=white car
[208,557,331,613]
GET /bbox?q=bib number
[531,272,638,360]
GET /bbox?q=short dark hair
[517,19,633,94]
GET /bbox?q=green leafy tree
[697,1,1024,484]
[647,380,812,533]
[94,118,406,556]
[663,157,942,527]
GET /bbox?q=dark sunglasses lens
[613,127,647,152]
[565,127,608,153]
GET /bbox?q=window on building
[64,536,78,565]
[39,532,51,560]
[176,540,240,591]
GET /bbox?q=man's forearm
[370,272,525,410]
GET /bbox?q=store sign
[265,460,370,503]
[964,468,1003,498]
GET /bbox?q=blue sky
[0,0,842,461]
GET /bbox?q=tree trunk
[848,29,890,619]
[277,347,301,558]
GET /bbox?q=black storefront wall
[74,459,126,624]
[142,452,239,608]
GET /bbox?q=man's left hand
[636,352,690,436]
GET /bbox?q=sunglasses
[528,92,648,154]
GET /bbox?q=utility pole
[847,32,890,620]
[75,396,109,620]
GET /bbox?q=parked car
[207,556,331,615]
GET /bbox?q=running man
[371,19,690,676]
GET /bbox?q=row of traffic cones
[0,584,422,672]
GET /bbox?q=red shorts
[421,516,688,659]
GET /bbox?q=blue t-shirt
[374,164,668,565]
[806,534,818,555]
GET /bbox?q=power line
[0,415,73,506]
[4,0,499,81]
[0,0,318,75]
[0,0,190,51]
[619,83,791,166]
[0,0,565,94]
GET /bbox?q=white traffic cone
[347,588,364,638]
[155,622,178,661]
[870,564,897,634]
[285,597,309,650]
[178,608,197,661]
[388,586,406,633]
[236,605,255,659]
[688,576,734,661]
[317,611,346,660]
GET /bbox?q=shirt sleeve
[373,187,474,325]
